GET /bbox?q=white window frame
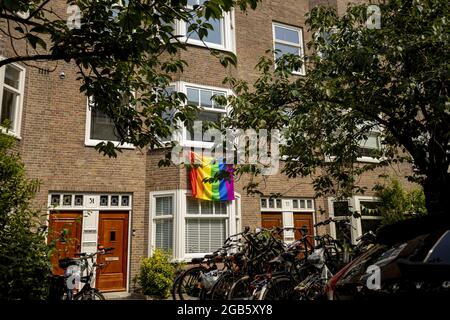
[272,22,305,76]
[171,81,233,149]
[0,58,26,138]
[184,192,230,258]
[150,192,175,254]
[148,189,240,261]
[234,194,242,234]
[354,196,382,239]
[324,124,385,164]
[328,196,381,244]
[328,197,358,244]
[260,197,315,213]
[16,11,30,19]
[84,97,135,149]
[357,129,383,163]
[177,2,235,52]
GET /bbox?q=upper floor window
[163,82,231,149]
[358,132,381,157]
[357,131,383,163]
[85,98,133,148]
[185,85,227,144]
[272,22,305,75]
[181,0,235,52]
[0,62,25,137]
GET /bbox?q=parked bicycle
[171,219,377,301]
[173,228,247,300]
[49,246,114,300]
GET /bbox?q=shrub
[0,133,52,300]
[138,249,175,299]
[374,178,427,226]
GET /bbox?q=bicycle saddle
[58,258,80,269]
[191,257,204,264]
[268,256,284,265]
[281,252,296,262]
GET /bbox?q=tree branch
[0,13,43,27]
[0,50,116,68]
[26,0,52,21]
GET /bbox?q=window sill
[184,253,215,261]
[181,140,216,149]
[84,139,135,150]
[185,38,234,53]
[274,65,306,76]
[0,127,21,140]
[356,156,383,164]
[325,155,383,164]
[291,69,306,76]
[150,139,174,150]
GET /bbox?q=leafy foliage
[138,249,175,298]
[223,0,450,215]
[374,178,427,226]
[0,0,260,156]
[0,133,52,300]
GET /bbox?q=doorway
[96,212,129,292]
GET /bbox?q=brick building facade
[0,0,413,292]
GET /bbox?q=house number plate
[105,257,119,261]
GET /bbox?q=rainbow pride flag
[189,152,235,201]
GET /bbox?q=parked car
[326,214,450,299]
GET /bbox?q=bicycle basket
[200,270,221,290]
[307,248,325,265]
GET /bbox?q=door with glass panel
[331,201,354,244]
[97,212,129,292]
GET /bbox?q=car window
[425,230,450,264]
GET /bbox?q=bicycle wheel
[177,266,207,300]
[257,275,296,300]
[171,273,183,300]
[294,272,326,300]
[74,288,106,300]
[227,276,253,300]
[209,272,236,300]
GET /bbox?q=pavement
[104,292,146,300]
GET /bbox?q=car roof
[376,213,450,246]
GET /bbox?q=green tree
[223,0,449,216]
[0,133,52,300]
[0,0,259,155]
[374,178,427,225]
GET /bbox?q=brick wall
[1,0,416,292]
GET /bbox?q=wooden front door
[48,212,83,275]
[96,212,129,292]
[261,213,283,230]
[293,213,314,240]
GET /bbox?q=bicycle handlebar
[74,247,114,260]
[314,217,355,229]
[355,231,376,243]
